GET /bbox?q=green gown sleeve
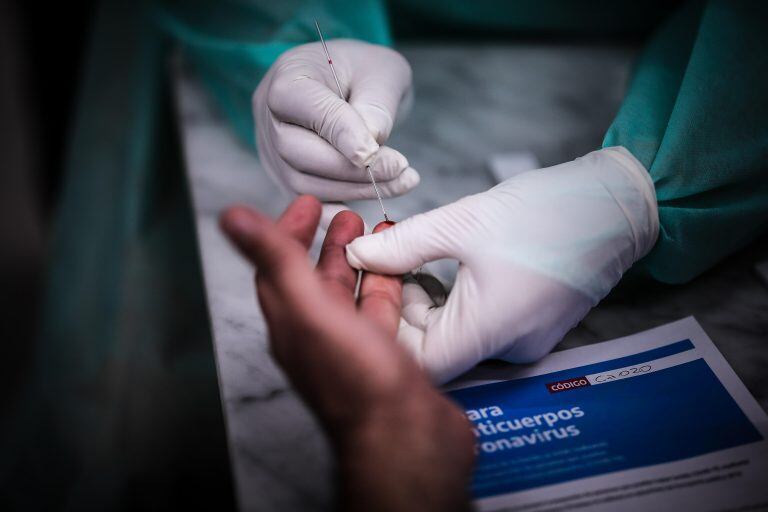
[603,0,768,283]
[156,0,392,147]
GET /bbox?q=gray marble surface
[174,43,768,511]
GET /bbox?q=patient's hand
[221,196,474,512]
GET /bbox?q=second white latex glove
[253,39,419,202]
[346,147,659,384]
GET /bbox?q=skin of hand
[220,196,475,512]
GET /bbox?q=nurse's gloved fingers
[284,166,420,202]
[419,273,483,384]
[346,205,459,275]
[219,205,312,291]
[396,306,463,385]
[358,221,403,339]
[401,281,436,330]
[316,210,364,306]
[367,146,412,182]
[267,72,379,167]
[346,46,412,143]
[272,120,410,182]
[397,318,426,361]
[398,281,461,383]
[276,195,322,249]
[400,278,481,384]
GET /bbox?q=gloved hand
[253,39,419,202]
[346,147,659,383]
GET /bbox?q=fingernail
[372,147,409,181]
[373,220,396,233]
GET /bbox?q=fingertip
[323,209,365,248]
[373,220,396,233]
[330,209,365,233]
[402,167,420,188]
[344,222,395,270]
[219,204,281,268]
[220,204,248,229]
[338,110,380,168]
[368,146,409,182]
[278,195,323,248]
[355,104,394,144]
[345,241,365,270]
[352,137,380,169]
[220,204,265,240]
[294,194,322,211]
[347,213,441,275]
[284,195,322,223]
[345,230,392,272]
[378,167,420,198]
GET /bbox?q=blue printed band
[449,340,762,498]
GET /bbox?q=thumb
[346,206,460,274]
[348,67,411,144]
[341,41,412,143]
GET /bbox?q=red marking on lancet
[314,18,390,222]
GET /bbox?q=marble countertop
[174,43,768,511]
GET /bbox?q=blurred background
[0,0,95,421]
[0,2,234,509]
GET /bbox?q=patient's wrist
[334,387,475,512]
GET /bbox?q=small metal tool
[315,20,442,304]
[314,19,390,222]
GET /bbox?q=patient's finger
[220,205,312,289]
[316,210,365,305]
[221,204,330,338]
[276,195,322,249]
[358,221,402,338]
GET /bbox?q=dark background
[0,2,235,510]
[0,0,96,421]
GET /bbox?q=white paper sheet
[447,317,768,511]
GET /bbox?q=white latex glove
[253,39,419,202]
[346,147,659,383]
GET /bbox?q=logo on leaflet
[546,376,590,393]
